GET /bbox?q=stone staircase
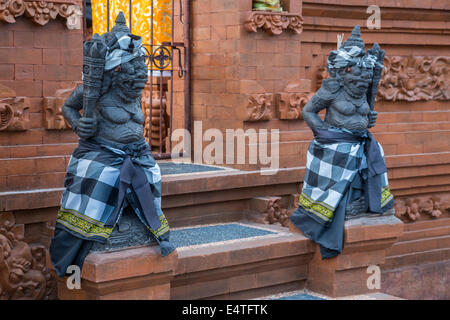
[384,217,450,269]
[170,222,314,299]
[53,165,405,300]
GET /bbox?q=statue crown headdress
[340,25,365,52]
[110,11,131,35]
[327,25,382,70]
[102,11,146,71]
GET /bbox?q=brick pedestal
[55,246,178,300]
[289,215,404,298]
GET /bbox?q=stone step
[254,289,403,300]
[377,110,450,124]
[386,234,450,257]
[170,222,315,300]
[399,225,450,242]
[404,217,450,232]
[383,248,450,270]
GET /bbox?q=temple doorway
[83,0,190,159]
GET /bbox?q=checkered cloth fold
[290,127,394,259]
[50,138,175,277]
[56,138,170,243]
[298,127,393,225]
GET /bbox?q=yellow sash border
[57,209,114,239]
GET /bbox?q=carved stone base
[287,215,403,297]
[90,207,157,253]
[0,213,56,300]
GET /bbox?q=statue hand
[368,110,377,128]
[75,116,97,139]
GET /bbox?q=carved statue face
[342,65,373,97]
[110,55,148,101]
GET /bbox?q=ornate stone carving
[265,197,290,226]
[378,55,450,101]
[44,86,76,130]
[249,195,299,227]
[276,80,313,120]
[244,11,303,35]
[245,93,273,121]
[91,206,156,252]
[0,103,14,131]
[0,84,29,132]
[0,0,25,24]
[58,2,82,30]
[0,0,81,28]
[0,213,56,300]
[141,85,168,152]
[395,196,450,222]
[278,92,311,120]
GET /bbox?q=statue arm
[302,91,332,130]
[62,85,83,131]
[62,85,97,138]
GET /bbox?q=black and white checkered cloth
[299,128,392,224]
[56,138,169,243]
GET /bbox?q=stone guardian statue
[49,12,175,278]
[289,25,394,259]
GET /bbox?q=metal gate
[82,0,191,159]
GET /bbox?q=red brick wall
[0,13,82,193]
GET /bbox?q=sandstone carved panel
[378,55,449,102]
[0,213,56,300]
[0,0,82,28]
[277,79,313,120]
[249,194,299,227]
[395,196,450,222]
[244,11,304,35]
[245,93,273,121]
[278,92,313,120]
[0,84,29,132]
[44,86,77,130]
[141,85,169,151]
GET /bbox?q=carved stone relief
[0,213,56,300]
[141,85,169,151]
[44,86,77,130]
[244,11,304,35]
[248,194,299,227]
[0,84,29,132]
[378,55,449,101]
[395,196,450,223]
[0,0,82,29]
[245,93,273,121]
[277,79,313,120]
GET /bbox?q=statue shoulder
[64,85,84,110]
[68,85,83,99]
[320,78,341,95]
[313,78,340,105]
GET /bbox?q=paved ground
[171,223,276,248]
[257,289,403,300]
[159,162,226,175]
